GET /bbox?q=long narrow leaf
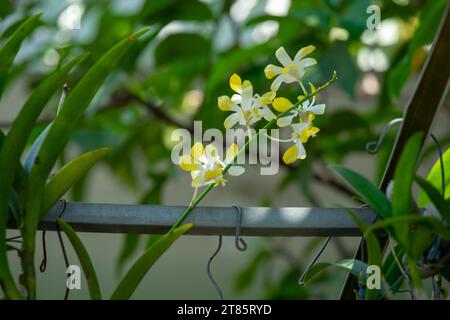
[330,165,391,218]
[41,147,110,218]
[111,224,192,300]
[419,148,450,206]
[415,176,450,223]
[56,218,102,300]
[365,216,450,242]
[392,132,423,216]
[21,29,149,297]
[0,54,84,300]
[342,208,382,299]
[0,13,42,98]
[300,259,369,285]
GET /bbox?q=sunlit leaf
[42,147,110,218]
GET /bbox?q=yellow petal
[179,155,200,171]
[297,45,315,59]
[229,73,242,93]
[259,91,276,105]
[225,143,239,163]
[273,97,293,112]
[264,64,280,79]
[308,82,317,93]
[283,145,299,164]
[191,143,204,159]
[205,168,222,181]
[300,130,309,143]
[218,96,234,111]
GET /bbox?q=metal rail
[7,202,380,237]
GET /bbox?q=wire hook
[233,205,247,251]
[206,235,224,300]
[366,118,403,155]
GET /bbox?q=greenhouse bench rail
[7,202,382,237]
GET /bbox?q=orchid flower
[218,74,276,129]
[264,46,317,92]
[282,113,320,164]
[179,143,244,187]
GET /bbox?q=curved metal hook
[232,205,247,251]
[206,235,224,300]
[298,237,331,285]
[366,118,403,155]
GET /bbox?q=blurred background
[1,0,449,299]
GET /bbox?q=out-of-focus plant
[301,133,450,299]
[0,13,194,300]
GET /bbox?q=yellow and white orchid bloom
[282,115,320,164]
[179,143,244,187]
[264,46,317,92]
[218,74,276,129]
[272,85,325,127]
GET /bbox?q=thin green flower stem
[169,71,337,232]
[263,131,294,143]
[299,81,308,96]
[189,187,199,206]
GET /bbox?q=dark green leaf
[0,13,42,98]
[111,224,192,300]
[330,165,391,218]
[56,218,102,300]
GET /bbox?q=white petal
[296,57,317,70]
[270,74,292,91]
[296,141,307,159]
[305,103,326,115]
[276,113,295,127]
[224,112,241,129]
[228,165,245,176]
[291,122,309,134]
[259,106,276,121]
[275,47,292,67]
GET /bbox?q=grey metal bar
[7,202,379,237]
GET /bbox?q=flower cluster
[219,46,326,165]
[178,45,328,188]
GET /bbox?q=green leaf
[42,148,110,218]
[391,133,423,242]
[0,54,85,300]
[117,234,141,273]
[300,259,369,285]
[382,245,405,294]
[56,218,102,300]
[342,208,382,299]
[365,215,450,243]
[330,165,391,218]
[0,12,42,98]
[415,176,450,223]
[111,224,192,300]
[418,148,450,207]
[23,27,149,242]
[392,133,423,216]
[342,209,382,266]
[28,28,149,188]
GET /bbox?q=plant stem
[169,71,337,232]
